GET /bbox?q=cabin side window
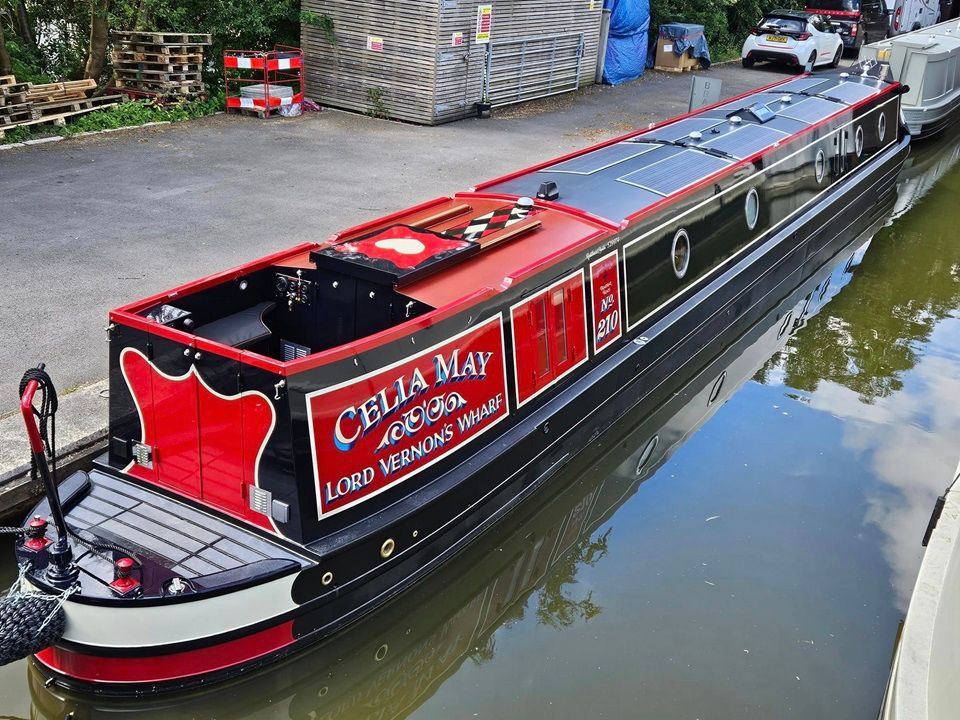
[511,270,587,406]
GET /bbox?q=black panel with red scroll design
[305,314,510,519]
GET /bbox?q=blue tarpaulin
[655,22,711,68]
[602,0,650,86]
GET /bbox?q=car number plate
[766,35,788,43]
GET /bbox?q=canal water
[2,132,960,719]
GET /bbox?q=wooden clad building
[301,0,603,124]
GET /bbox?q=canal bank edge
[0,380,108,523]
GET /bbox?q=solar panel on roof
[617,149,732,196]
[776,96,845,124]
[634,117,725,142]
[701,124,790,159]
[818,81,880,104]
[543,142,659,175]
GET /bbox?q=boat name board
[307,314,510,518]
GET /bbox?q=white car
[742,10,845,70]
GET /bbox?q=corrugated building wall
[302,0,603,124]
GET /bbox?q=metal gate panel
[485,33,584,107]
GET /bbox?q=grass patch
[1,93,224,145]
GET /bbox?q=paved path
[0,61,796,491]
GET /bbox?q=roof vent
[688,131,703,141]
[515,196,535,218]
[730,115,742,125]
[536,181,559,201]
[780,94,792,103]
[840,72,850,78]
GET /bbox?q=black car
[806,0,891,49]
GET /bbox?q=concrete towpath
[0,61,797,515]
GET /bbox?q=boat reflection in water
[29,214,892,719]
[891,124,960,220]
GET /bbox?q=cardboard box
[654,36,699,70]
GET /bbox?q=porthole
[878,113,886,142]
[814,149,826,184]
[380,538,395,559]
[321,571,334,586]
[635,435,659,476]
[374,643,389,662]
[855,125,864,157]
[671,229,690,279]
[744,188,760,231]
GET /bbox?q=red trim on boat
[34,621,295,684]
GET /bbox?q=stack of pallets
[0,75,124,139]
[0,76,37,128]
[111,31,210,101]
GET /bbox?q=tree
[0,22,11,76]
[84,0,109,80]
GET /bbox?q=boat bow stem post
[19,365,78,588]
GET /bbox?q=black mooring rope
[18,366,58,484]
[17,366,143,569]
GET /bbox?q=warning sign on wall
[452,31,464,47]
[366,36,384,52]
[475,5,492,44]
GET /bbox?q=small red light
[798,31,812,40]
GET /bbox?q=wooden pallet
[226,105,288,119]
[115,68,201,81]
[116,78,203,93]
[0,92,28,106]
[33,94,122,118]
[0,108,39,125]
[1,82,30,95]
[654,64,697,73]
[112,30,211,45]
[26,79,97,103]
[0,102,125,139]
[112,50,203,64]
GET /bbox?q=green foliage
[1,0,303,89]
[649,0,803,58]
[5,35,53,83]
[366,86,387,119]
[300,10,335,45]
[1,93,223,144]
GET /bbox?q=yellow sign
[475,5,492,44]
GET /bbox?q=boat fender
[0,575,72,667]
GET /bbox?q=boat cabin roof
[112,71,894,372]
[482,74,887,225]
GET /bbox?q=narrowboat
[27,230,887,717]
[13,66,909,693]
[861,18,960,138]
